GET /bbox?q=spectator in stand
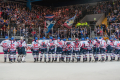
[0,11,2,18]
[115,28,119,38]
[100,29,103,36]
[114,24,118,29]
[67,29,71,38]
[80,28,84,38]
[106,28,110,37]
[97,27,100,36]
[0,21,3,29]
[13,27,17,36]
[84,27,87,37]
[111,33,116,39]
[16,28,20,36]
[2,25,6,37]
[32,30,36,38]
[94,26,98,36]
[28,27,32,37]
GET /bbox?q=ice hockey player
[48,37,55,62]
[66,38,73,62]
[9,37,18,62]
[92,37,100,62]
[40,37,48,62]
[86,37,93,62]
[17,37,27,62]
[116,38,120,61]
[73,38,80,62]
[98,37,102,43]
[62,38,66,62]
[0,36,10,62]
[56,37,63,62]
[31,37,40,62]
[100,37,106,61]
[80,38,87,62]
[113,38,118,60]
[106,37,114,61]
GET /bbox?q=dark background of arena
[9,0,110,7]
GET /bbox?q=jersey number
[3,43,7,47]
[11,44,15,49]
[34,44,38,47]
[19,43,22,47]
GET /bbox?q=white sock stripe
[48,54,51,58]
[55,55,58,58]
[10,55,13,59]
[33,55,36,58]
[14,55,16,59]
[36,55,39,58]
[40,54,43,58]
[4,54,7,58]
[52,54,54,58]
[8,54,10,58]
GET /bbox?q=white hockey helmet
[20,37,24,40]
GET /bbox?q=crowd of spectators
[107,1,120,23]
[94,23,120,39]
[0,0,120,40]
[90,0,120,39]
[106,0,120,39]
[0,1,84,39]
[52,26,90,39]
[107,23,120,39]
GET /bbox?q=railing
[0,24,94,42]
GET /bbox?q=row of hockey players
[31,36,120,62]
[1,36,120,63]
[0,36,27,62]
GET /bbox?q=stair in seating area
[102,18,108,27]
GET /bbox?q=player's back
[31,41,40,50]
[9,41,18,51]
[1,40,10,49]
[113,40,118,46]
[107,40,114,46]
[17,40,27,47]
[80,41,88,46]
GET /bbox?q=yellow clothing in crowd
[76,22,89,27]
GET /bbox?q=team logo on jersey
[4,41,6,43]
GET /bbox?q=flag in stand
[45,20,56,33]
[63,14,76,29]
[44,20,47,28]
[44,14,56,33]
[45,15,55,21]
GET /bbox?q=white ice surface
[0,54,120,80]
